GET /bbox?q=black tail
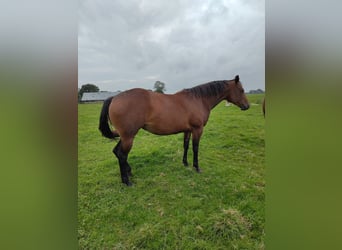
[99,97,115,139]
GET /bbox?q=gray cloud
[79,0,264,93]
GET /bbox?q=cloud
[79,0,264,93]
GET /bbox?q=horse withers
[99,75,249,186]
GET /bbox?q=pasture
[78,94,265,249]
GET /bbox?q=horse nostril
[241,104,249,110]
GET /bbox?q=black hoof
[122,178,133,186]
[183,162,189,167]
[123,181,133,186]
[194,167,202,173]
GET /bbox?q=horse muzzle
[240,104,250,111]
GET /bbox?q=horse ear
[234,75,239,83]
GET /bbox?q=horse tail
[99,96,116,139]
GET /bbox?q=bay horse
[99,75,249,186]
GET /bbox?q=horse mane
[183,80,228,98]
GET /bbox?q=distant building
[248,89,264,94]
[80,91,121,103]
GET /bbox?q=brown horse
[99,75,249,186]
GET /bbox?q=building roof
[81,91,121,102]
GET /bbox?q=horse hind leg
[112,130,120,138]
[113,138,134,186]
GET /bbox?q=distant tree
[78,83,100,101]
[153,81,166,93]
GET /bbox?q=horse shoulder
[178,96,209,128]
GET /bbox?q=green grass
[78,94,265,249]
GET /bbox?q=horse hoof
[122,180,133,186]
[195,168,202,173]
[183,162,189,167]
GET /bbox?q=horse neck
[201,93,227,111]
[201,81,232,110]
[177,82,230,111]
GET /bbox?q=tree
[153,81,166,93]
[78,83,100,101]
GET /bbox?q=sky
[78,0,264,93]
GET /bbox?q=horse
[99,75,250,186]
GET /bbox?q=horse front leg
[192,127,203,173]
[182,131,191,166]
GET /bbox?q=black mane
[184,80,228,98]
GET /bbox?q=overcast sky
[79,0,264,93]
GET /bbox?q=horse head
[226,75,250,110]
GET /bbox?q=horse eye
[241,88,244,93]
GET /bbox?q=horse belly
[143,114,190,135]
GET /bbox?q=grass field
[78,94,265,249]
